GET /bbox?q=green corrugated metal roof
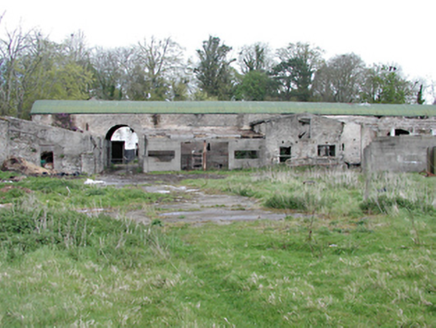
[30,100,436,117]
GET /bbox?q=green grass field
[0,168,435,327]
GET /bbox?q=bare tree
[91,47,127,100]
[135,36,186,100]
[313,53,366,103]
[0,24,35,117]
[238,43,274,74]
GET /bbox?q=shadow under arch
[105,124,139,167]
[387,129,410,136]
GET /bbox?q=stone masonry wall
[0,117,103,174]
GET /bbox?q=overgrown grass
[184,166,436,218]
[0,168,435,326]
[0,173,174,210]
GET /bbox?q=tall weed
[0,196,172,266]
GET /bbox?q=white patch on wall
[111,127,138,150]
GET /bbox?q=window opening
[235,150,259,159]
[148,150,175,162]
[298,118,311,139]
[279,147,291,163]
[318,145,336,157]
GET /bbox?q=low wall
[363,136,436,172]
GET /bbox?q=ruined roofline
[30,100,436,117]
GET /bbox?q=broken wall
[0,117,103,174]
[332,115,436,165]
[32,111,436,171]
[254,113,344,166]
[363,136,436,172]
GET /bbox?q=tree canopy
[194,36,236,100]
[0,23,430,119]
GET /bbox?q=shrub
[264,194,306,210]
[360,195,434,214]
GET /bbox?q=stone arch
[105,125,139,167]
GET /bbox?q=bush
[360,195,434,214]
[25,177,83,194]
[264,194,306,210]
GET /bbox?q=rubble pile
[1,156,54,176]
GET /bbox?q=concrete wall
[0,117,103,174]
[363,136,436,172]
[144,139,181,172]
[341,122,361,164]
[228,139,266,170]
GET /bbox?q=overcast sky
[2,0,436,102]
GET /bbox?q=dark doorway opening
[279,147,291,163]
[41,151,54,169]
[111,141,125,164]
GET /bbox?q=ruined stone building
[23,100,436,174]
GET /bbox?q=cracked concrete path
[144,185,287,225]
[96,174,288,225]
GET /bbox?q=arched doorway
[105,125,139,167]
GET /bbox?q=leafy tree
[194,36,236,100]
[235,43,275,101]
[271,42,324,101]
[361,65,414,104]
[416,84,424,104]
[24,34,93,105]
[0,26,93,119]
[235,70,274,101]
